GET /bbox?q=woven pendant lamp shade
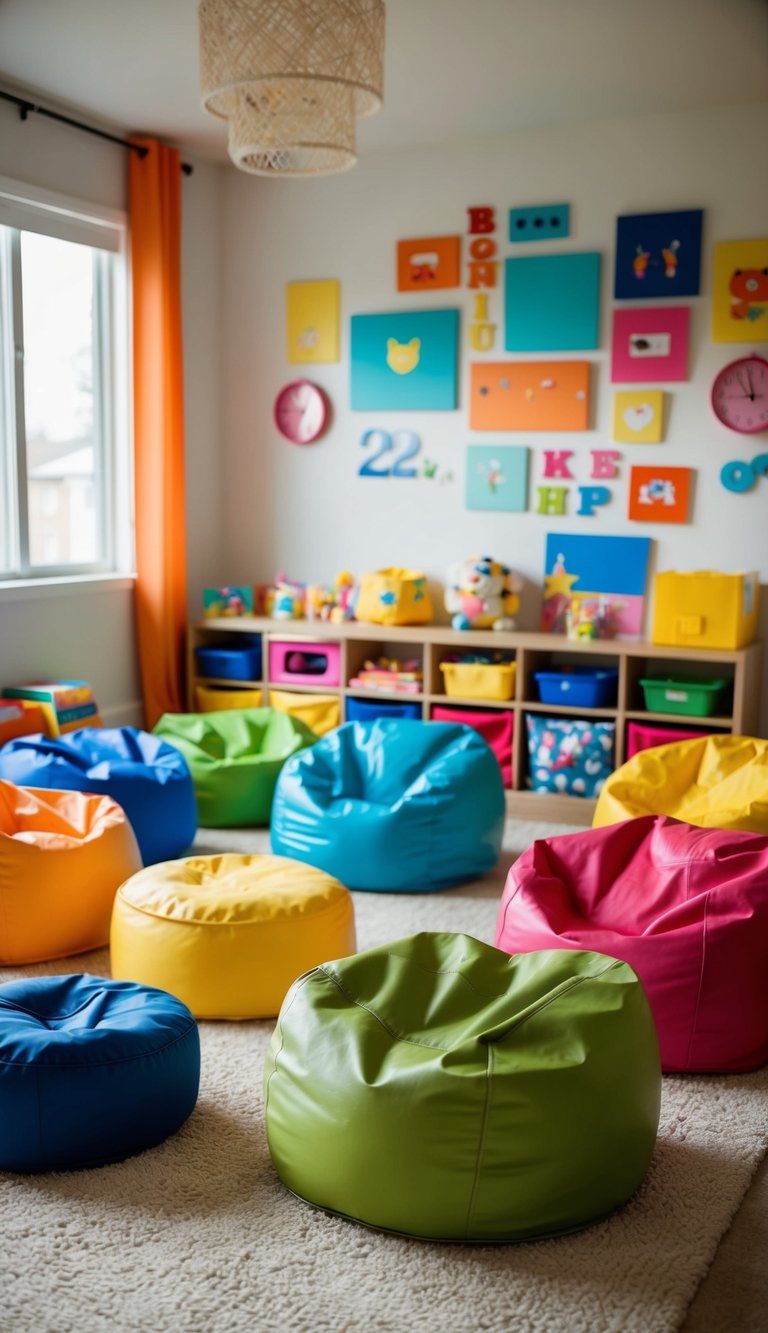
[199,0,385,177]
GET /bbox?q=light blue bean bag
[270,720,505,892]
[0,727,197,866]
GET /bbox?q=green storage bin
[639,677,729,718]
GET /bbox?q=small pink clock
[274,380,328,444]
[711,355,768,434]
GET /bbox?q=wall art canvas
[711,238,768,343]
[504,252,601,350]
[628,466,692,523]
[286,280,340,363]
[614,209,703,299]
[508,203,570,242]
[612,390,665,443]
[541,532,652,636]
[470,361,589,431]
[611,306,690,382]
[350,309,460,410]
[397,236,461,291]
[465,445,529,511]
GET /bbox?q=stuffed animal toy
[445,556,522,631]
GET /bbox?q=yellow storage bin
[355,568,433,626]
[195,684,262,711]
[269,689,341,736]
[652,571,759,649]
[440,661,516,702]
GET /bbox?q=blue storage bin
[534,667,618,708]
[346,696,422,722]
[195,636,262,681]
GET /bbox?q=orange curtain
[128,136,187,729]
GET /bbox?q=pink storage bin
[431,704,513,787]
[268,639,341,687]
[626,720,713,759]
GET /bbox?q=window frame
[0,174,132,585]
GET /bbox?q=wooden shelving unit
[188,617,763,827]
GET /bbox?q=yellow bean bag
[0,780,142,964]
[268,689,341,737]
[110,853,356,1019]
[593,735,768,833]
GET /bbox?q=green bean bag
[153,709,316,827]
[265,932,661,1243]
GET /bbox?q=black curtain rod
[0,89,194,176]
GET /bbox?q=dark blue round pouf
[0,727,198,865]
[270,720,506,892]
[0,975,200,1172]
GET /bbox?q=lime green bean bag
[153,709,316,827]
[265,932,661,1243]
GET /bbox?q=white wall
[218,103,768,677]
[0,90,224,723]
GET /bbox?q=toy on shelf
[267,574,306,620]
[348,656,423,695]
[445,556,522,632]
[565,596,621,642]
[203,586,254,618]
[328,570,357,623]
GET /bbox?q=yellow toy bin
[268,689,341,737]
[440,661,517,702]
[652,571,759,649]
[355,568,433,627]
[195,685,262,711]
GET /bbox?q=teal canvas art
[350,309,460,410]
[466,445,529,511]
[504,252,601,351]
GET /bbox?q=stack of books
[1,680,103,737]
[348,657,423,695]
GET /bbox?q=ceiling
[0,0,766,164]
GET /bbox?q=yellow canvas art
[711,239,768,344]
[286,280,340,363]
[612,390,664,443]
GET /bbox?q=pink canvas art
[611,306,690,383]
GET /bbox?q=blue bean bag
[0,727,197,865]
[270,720,505,892]
[0,974,200,1172]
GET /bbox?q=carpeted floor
[3,820,768,1333]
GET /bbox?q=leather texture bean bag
[111,853,355,1019]
[0,727,197,865]
[0,974,200,1172]
[495,814,768,1073]
[153,709,316,827]
[0,780,142,964]
[593,734,768,833]
[265,932,661,1242]
[270,720,505,892]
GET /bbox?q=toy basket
[639,677,729,718]
[440,661,516,702]
[355,568,433,626]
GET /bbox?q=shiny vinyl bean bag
[270,720,505,892]
[0,780,142,964]
[265,932,661,1242]
[593,734,768,833]
[495,814,768,1073]
[0,974,200,1172]
[111,853,356,1020]
[0,727,197,866]
[153,709,317,827]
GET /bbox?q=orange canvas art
[628,466,692,523]
[397,236,461,292]
[469,361,590,431]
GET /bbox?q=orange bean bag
[0,780,142,964]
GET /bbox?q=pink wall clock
[274,380,328,444]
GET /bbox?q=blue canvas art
[541,532,652,636]
[504,253,601,351]
[614,209,703,299]
[509,204,570,242]
[465,445,529,512]
[350,309,460,410]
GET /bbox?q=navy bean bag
[0,975,200,1172]
[0,727,197,866]
[270,719,505,892]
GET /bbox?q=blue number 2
[359,430,421,478]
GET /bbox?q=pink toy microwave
[268,639,341,687]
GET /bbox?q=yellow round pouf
[110,853,356,1019]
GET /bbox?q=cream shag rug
[3,820,768,1333]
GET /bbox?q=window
[0,176,131,581]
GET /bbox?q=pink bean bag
[495,814,768,1073]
